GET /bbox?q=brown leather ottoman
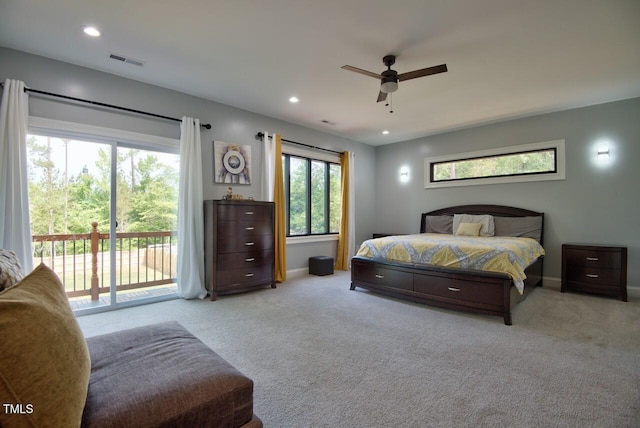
[82,321,261,427]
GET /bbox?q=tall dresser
[204,199,276,301]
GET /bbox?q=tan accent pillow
[0,263,90,428]
[453,214,495,236]
[455,222,483,236]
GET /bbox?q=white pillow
[453,214,495,237]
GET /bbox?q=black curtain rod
[255,132,342,155]
[0,83,211,129]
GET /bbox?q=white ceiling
[1,0,639,146]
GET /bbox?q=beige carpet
[78,271,640,427]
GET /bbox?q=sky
[27,134,179,180]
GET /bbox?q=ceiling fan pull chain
[389,93,394,114]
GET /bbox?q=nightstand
[561,244,627,301]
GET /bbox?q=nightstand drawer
[565,266,621,287]
[564,248,621,269]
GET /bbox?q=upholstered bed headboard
[420,204,544,245]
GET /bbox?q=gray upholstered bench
[0,263,261,428]
[82,322,262,427]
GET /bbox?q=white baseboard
[542,276,561,291]
[286,268,309,280]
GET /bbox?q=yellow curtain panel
[273,134,287,282]
[335,151,350,270]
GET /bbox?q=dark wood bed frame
[350,205,544,325]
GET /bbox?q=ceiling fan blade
[377,91,387,103]
[397,64,448,82]
[341,65,381,79]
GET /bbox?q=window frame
[26,116,180,316]
[424,139,565,189]
[281,144,341,239]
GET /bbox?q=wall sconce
[399,166,410,184]
[592,139,614,169]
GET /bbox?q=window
[424,140,565,188]
[282,151,341,237]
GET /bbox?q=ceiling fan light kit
[380,73,398,94]
[341,54,448,108]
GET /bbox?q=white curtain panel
[0,79,33,272]
[261,131,276,202]
[177,116,206,299]
[347,151,356,267]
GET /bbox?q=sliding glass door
[113,145,179,305]
[27,132,179,312]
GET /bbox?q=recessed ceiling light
[289,96,299,103]
[83,26,101,37]
[382,130,390,135]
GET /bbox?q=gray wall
[0,47,376,271]
[374,97,640,287]
[3,47,638,287]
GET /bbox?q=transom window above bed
[424,139,565,188]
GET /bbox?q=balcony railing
[32,222,177,301]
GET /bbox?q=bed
[350,205,545,325]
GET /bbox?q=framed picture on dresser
[213,141,252,184]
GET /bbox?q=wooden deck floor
[68,284,178,311]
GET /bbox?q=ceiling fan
[341,55,447,103]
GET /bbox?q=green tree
[27,136,66,236]
[286,156,341,235]
[128,154,179,232]
[288,157,308,235]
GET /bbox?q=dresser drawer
[217,265,273,289]
[217,220,272,237]
[217,204,272,222]
[564,248,621,269]
[352,262,412,291]
[217,234,273,253]
[217,250,273,270]
[565,266,621,287]
[413,275,503,307]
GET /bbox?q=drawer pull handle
[448,287,461,292]
[245,258,255,262]
[245,273,254,277]
[245,226,255,230]
[245,242,255,246]
[586,274,599,278]
[375,274,384,279]
[245,211,254,215]
[586,257,599,261]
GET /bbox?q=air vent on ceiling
[109,52,144,67]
